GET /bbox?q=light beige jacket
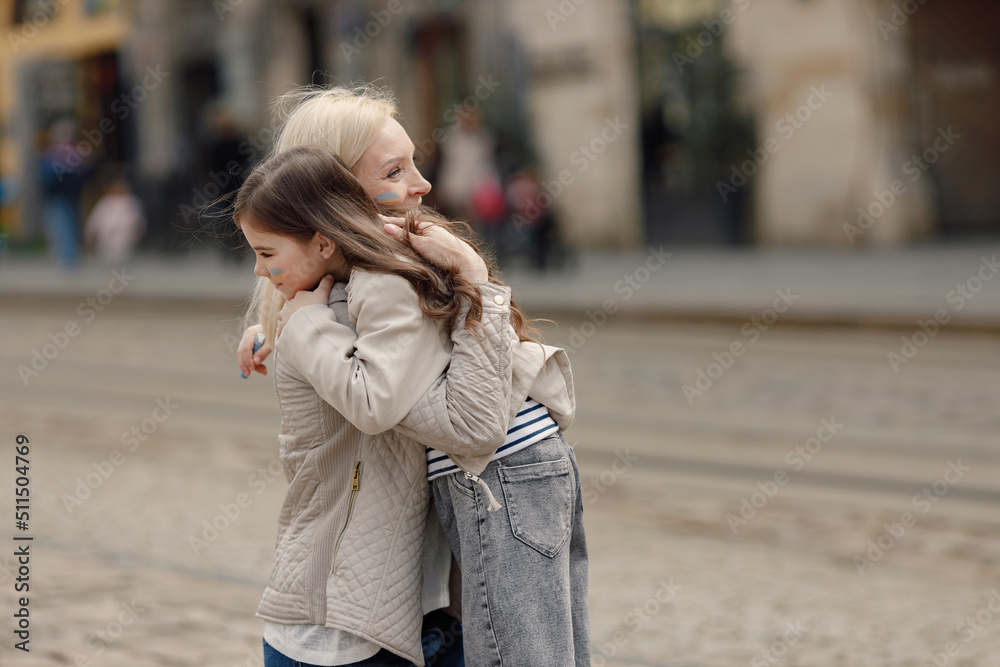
[257,269,575,664]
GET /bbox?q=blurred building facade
[1,0,997,252]
[1,0,131,246]
[637,0,999,245]
[726,0,998,245]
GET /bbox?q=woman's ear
[313,232,338,259]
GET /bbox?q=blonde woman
[237,85,590,666]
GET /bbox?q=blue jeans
[263,639,413,667]
[43,197,80,268]
[422,610,465,667]
[432,432,591,666]
[262,611,464,667]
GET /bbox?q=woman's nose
[411,173,431,197]
[253,258,268,278]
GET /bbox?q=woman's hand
[237,324,271,378]
[276,275,335,341]
[381,215,488,282]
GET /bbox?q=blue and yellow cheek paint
[373,191,400,203]
[269,268,283,278]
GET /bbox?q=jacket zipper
[332,461,363,573]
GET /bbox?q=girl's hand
[238,324,271,378]
[381,215,488,282]
[276,275,335,340]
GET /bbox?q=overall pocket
[498,452,574,558]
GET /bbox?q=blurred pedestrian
[436,109,507,262]
[505,170,559,271]
[0,175,16,256]
[84,177,146,268]
[39,117,91,268]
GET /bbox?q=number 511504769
[15,435,30,526]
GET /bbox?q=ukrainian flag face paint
[373,192,401,203]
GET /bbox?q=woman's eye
[260,253,272,259]
[387,167,402,178]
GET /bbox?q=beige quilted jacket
[259,269,554,665]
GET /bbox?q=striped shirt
[426,398,559,481]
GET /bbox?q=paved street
[3,243,1000,327]
[1,297,999,666]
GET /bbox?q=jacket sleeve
[277,273,450,434]
[391,281,514,457]
[277,272,512,446]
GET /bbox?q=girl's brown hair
[236,145,540,342]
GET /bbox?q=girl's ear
[313,232,338,259]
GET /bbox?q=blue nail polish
[241,334,266,379]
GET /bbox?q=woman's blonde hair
[245,83,399,339]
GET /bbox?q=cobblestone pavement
[1,299,999,665]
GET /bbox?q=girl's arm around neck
[278,271,450,434]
